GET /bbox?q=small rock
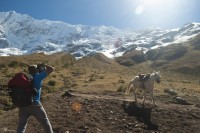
[123,124,129,128]
[135,124,139,128]
[174,97,188,105]
[62,91,73,97]
[3,127,8,132]
[164,88,177,96]
[97,128,101,131]
[195,104,200,108]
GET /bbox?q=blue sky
[0,0,200,30]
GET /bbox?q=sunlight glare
[135,5,144,15]
[140,0,165,6]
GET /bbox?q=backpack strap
[31,75,38,96]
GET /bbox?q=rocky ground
[1,90,200,133]
[1,51,200,133]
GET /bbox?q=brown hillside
[115,50,146,66]
[1,52,200,133]
[115,35,200,75]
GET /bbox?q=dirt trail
[1,91,200,133]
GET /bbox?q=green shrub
[2,67,8,74]
[8,61,19,68]
[48,80,56,86]
[63,63,70,68]
[117,84,127,93]
[0,63,7,69]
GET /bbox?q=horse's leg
[133,87,137,104]
[142,89,146,106]
[150,89,157,107]
[125,81,133,95]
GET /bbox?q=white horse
[125,71,161,106]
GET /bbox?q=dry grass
[0,51,200,111]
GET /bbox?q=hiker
[17,64,55,133]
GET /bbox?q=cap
[28,65,38,75]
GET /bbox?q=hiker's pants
[16,102,53,133]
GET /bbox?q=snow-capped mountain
[0,11,200,58]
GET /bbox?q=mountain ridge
[0,11,200,58]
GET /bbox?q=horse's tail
[125,80,133,95]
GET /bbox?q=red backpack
[8,73,37,107]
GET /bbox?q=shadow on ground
[122,101,158,130]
